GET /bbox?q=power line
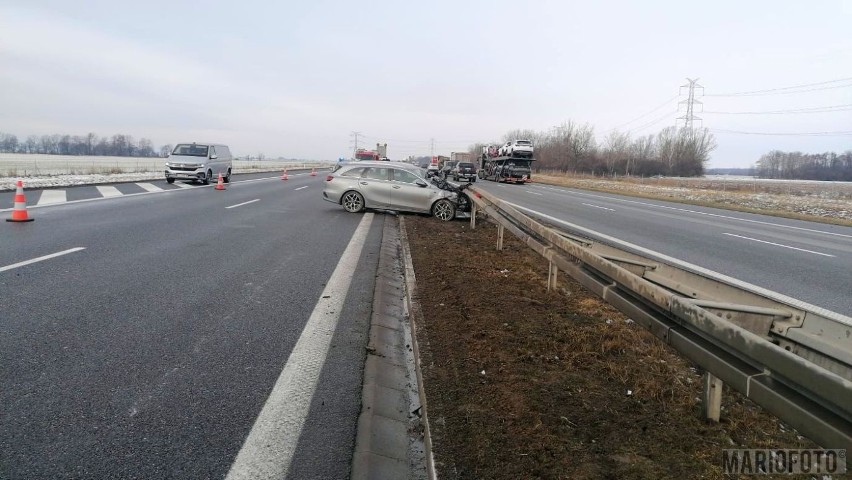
[703,103,852,115]
[706,76,852,97]
[627,110,678,134]
[602,95,679,133]
[709,128,852,136]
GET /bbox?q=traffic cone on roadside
[281,169,289,181]
[215,173,226,190]
[310,168,317,176]
[6,180,34,222]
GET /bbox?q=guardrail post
[470,202,477,229]
[702,372,723,422]
[496,224,504,251]
[547,262,558,291]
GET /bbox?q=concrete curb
[351,215,432,479]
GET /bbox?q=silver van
[165,143,233,185]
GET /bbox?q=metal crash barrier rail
[466,186,852,465]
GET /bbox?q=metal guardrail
[466,186,852,464]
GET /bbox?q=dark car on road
[452,162,477,182]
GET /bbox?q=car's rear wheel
[432,199,455,221]
[342,191,365,213]
[223,169,231,183]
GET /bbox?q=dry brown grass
[407,215,826,479]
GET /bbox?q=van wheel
[224,169,231,183]
[432,199,455,221]
[342,191,364,213]
[203,170,212,185]
[166,178,175,184]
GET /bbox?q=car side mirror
[415,180,427,187]
[210,154,218,159]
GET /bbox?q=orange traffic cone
[6,180,34,222]
[310,168,317,177]
[281,169,289,181]
[215,173,226,190]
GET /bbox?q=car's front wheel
[166,177,175,184]
[342,191,365,213]
[202,170,212,185]
[432,199,455,221]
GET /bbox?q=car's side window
[392,169,420,184]
[210,146,216,158]
[340,167,365,177]
[362,167,389,181]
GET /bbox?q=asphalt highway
[474,180,852,316]
[1,172,383,479]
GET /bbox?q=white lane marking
[524,190,543,196]
[226,213,374,479]
[722,233,835,257]
[0,247,86,273]
[136,182,163,192]
[171,182,194,188]
[582,202,615,212]
[294,186,308,191]
[225,199,260,209]
[95,185,122,197]
[36,190,66,205]
[505,201,850,322]
[543,187,852,239]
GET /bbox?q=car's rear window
[516,140,531,146]
[459,162,474,168]
[340,167,364,177]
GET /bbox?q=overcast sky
[1,0,850,167]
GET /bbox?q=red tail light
[326,175,333,181]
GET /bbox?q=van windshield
[173,144,209,157]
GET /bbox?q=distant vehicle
[425,156,442,177]
[165,143,233,185]
[499,140,534,158]
[481,144,499,161]
[450,152,473,163]
[452,162,476,182]
[355,149,380,161]
[440,160,458,179]
[322,161,466,221]
[478,156,534,184]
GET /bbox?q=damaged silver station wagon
[322,161,471,221]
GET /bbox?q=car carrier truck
[478,143,534,184]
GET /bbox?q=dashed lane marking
[294,186,308,191]
[225,199,260,209]
[722,233,835,257]
[0,247,86,273]
[95,186,122,197]
[582,203,615,212]
[36,190,66,205]
[136,183,164,192]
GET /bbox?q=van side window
[210,146,217,158]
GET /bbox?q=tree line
[0,131,171,158]
[470,123,717,177]
[755,150,852,181]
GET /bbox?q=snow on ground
[0,162,331,191]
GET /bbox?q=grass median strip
[404,215,816,479]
